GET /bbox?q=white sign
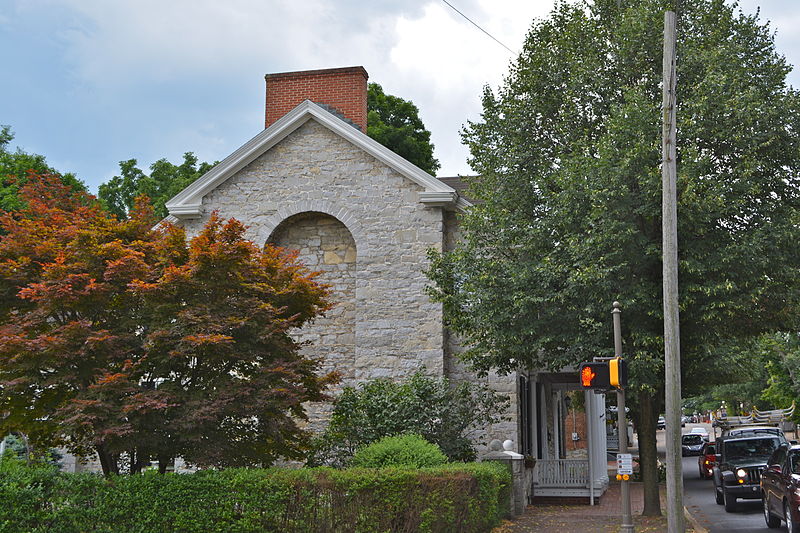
[616,453,633,475]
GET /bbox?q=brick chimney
[264,66,369,133]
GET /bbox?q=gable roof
[165,100,470,219]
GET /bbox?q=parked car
[698,442,716,479]
[761,442,800,532]
[713,430,787,512]
[690,427,709,440]
[657,416,666,430]
[724,426,784,439]
[682,434,706,456]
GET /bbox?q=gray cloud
[2,0,798,191]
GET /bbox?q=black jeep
[713,428,787,512]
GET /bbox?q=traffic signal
[578,362,610,389]
[609,357,628,389]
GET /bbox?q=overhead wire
[440,0,515,54]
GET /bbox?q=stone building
[160,66,609,500]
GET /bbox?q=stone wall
[176,117,520,453]
[180,118,446,387]
[268,212,357,431]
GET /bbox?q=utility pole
[662,10,684,533]
[613,302,634,533]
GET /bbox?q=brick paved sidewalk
[492,481,697,532]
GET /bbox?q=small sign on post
[616,453,633,481]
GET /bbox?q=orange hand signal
[581,366,596,387]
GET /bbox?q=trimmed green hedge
[0,460,510,533]
[350,434,449,468]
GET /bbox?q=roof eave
[165,100,459,218]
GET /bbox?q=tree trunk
[130,447,149,474]
[19,432,33,465]
[637,389,662,516]
[157,455,170,474]
[96,445,120,477]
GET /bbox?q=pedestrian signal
[578,362,610,389]
[609,357,628,389]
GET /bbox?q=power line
[440,0,515,54]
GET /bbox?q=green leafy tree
[760,333,800,421]
[0,126,86,212]
[0,173,335,475]
[427,0,800,514]
[684,336,782,416]
[98,153,215,219]
[367,83,440,175]
[309,370,507,466]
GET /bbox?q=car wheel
[723,488,737,512]
[763,496,780,528]
[787,500,800,533]
[715,485,724,505]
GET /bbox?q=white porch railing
[535,459,590,487]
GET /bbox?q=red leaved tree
[0,173,334,474]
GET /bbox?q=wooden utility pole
[662,10,684,533]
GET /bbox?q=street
[678,423,773,533]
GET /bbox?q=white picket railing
[535,459,590,487]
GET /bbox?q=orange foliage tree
[0,173,334,475]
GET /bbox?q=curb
[684,506,709,533]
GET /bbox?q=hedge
[0,460,510,533]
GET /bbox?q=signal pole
[613,302,634,533]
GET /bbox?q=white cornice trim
[151,214,180,232]
[419,191,457,206]
[165,100,458,218]
[455,196,473,211]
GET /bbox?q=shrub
[309,370,508,466]
[350,434,448,468]
[0,460,510,533]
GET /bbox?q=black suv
[713,428,787,512]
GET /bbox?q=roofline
[165,100,460,218]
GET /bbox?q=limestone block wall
[180,119,446,392]
[268,212,357,431]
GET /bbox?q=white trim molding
[165,100,463,219]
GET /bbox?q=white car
[689,427,709,440]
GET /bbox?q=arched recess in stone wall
[266,209,357,432]
[262,200,371,259]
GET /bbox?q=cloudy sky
[2,0,799,193]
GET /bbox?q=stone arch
[267,211,358,270]
[266,209,358,433]
[262,200,371,259]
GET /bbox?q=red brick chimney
[264,66,369,133]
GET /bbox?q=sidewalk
[492,481,698,532]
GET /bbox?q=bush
[309,370,508,466]
[350,434,448,468]
[0,460,510,533]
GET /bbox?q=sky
[2,0,800,194]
